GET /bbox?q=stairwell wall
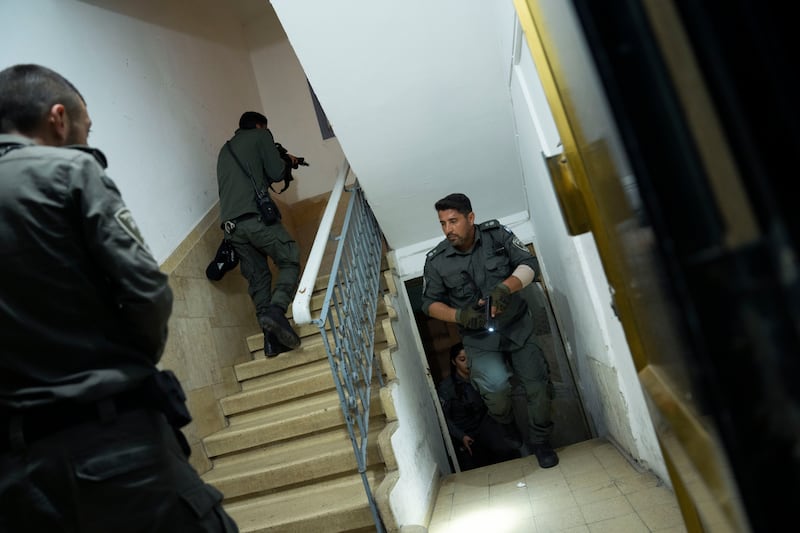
[380,267,451,527]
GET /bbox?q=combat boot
[263,331,292,358]
[260,304,301,350]
[531,441,559,468]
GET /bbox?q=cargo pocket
[74,443,158,481]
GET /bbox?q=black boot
[531,441,559,468]
[259,305,301,350]
[263,331,292,358]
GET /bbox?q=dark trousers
[226,217,300,315]
[455,413,520,471]
[0,409,238,533]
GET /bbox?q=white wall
[385,273,451,527]
[2,0,341,264]
[504,4,668,481]
[270,0,528,252]
[1,0,264,263]
[242,3,346,204]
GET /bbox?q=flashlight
[485,295,495,333]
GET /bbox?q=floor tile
[451,484,490,506]
[434,439,686,533]
[637,502,685,531]
[625,485,679,513]
[534,506,586,532]
[587,512,649,533]
[530,492,579,515]
[580,494,635,523]
[571,481,623,506]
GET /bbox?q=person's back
[0,142,170,407]
[214,111,302,358]
[0,63,238,533]
[216,126,284,223]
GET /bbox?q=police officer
[421,193,559,468]
[216,111,301,357]
[0,64,238,531]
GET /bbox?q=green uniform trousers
[227,217,299,315]
[466,323,553,444]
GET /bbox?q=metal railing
[291,159,387,532]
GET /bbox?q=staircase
[200,272,397,532]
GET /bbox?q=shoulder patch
[114,207,150,252]
[511,234,527,252]
[478,219,501,231]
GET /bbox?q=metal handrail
[290,164,387,532]
[315,182,385,532]
[291,159,350,325]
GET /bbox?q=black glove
[456,304,487,330]
[490,283,512,315]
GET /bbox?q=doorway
[404,245,592,471]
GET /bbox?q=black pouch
[256,194,281,225]
[146,370,192,429]
[142,370,193,457]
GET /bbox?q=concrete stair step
[236,334,332,382]
[245,314,389,360]
[239,339,389,392]
[203,388,384,458]
[200,267,393,531]
[223,469,383,533]
[202,423,385,498]
[220,360,335,415]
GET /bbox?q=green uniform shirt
[421,220,538,350]
[0,134,173,409]
[216,127,288,222]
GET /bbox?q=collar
[0,133,35,147]
[0,135,107,169]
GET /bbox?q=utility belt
[222,212,261,234]
[0,370,192,456]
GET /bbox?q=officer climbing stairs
[199,270,397,532]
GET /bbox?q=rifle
[273,142,309,193]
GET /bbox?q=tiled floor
[429,438,687,533]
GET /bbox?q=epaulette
[0,142,23,158]
[426,240,449,259]
[65,145,108,169]
[478,219,502,231]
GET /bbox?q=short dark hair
[435,193,472,216]
[0,64,85,135]
[238,111,268,130]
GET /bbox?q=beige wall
[158,193,335,473]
